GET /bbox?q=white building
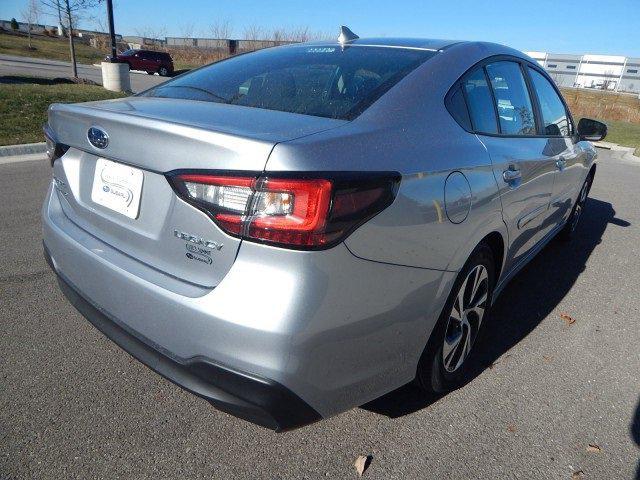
[526,51,640,93]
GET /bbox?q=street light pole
[101,0,130,92]
[106,0,117,61]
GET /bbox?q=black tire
[158,66,169,76]
[558,173,593,241]
[415,243,496,393]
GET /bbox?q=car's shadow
[632,398,640,479]
[362,197,630,417]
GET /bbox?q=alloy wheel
[442,264,489,372]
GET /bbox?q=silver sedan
[42,28,607,431]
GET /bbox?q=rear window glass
[463,67,498,134]
[142,45,436,119]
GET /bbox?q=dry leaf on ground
[560,313,576,325]
[507,424,517,433]
[572,470,584,479]
[586,443,602,453]
[489,354,512,369]
[354,455,372,476]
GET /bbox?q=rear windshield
[141,45,436,119]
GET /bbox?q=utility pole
[106,0,117,61]
[100,0,130,92]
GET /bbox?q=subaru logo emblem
[87,126,108,149]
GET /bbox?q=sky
[2,0,639,57]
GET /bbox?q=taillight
[168,172,400,249]
[43,123,69,166]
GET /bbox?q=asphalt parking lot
[1,149,639,479]
[0,54,168,93]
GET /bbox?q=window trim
[445,54,577,139]
[482,65,503,134]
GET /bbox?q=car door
[140,51,157,71]
[129,51,144,71]
[526,66,588,222]
[464,60,558,272]
[148,52,163,71]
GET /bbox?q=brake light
[169,172,399,249]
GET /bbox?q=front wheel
[558,174,593,241]
[158,66,169,76]
[416,243,495,393]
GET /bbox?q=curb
[0,142,46,157]
[593,143,613,150]
[0,152,47,166]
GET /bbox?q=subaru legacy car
[43,28,607,431]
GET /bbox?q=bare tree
[88,12,107,32]
[288,26,310,42]
[21,0,41,49]
[40,0,103,78]
[134,25,167,46]
[269,25,323,43]
[179,21,195,39]
[270,27,286,43]
[210,18,233,39]
[243,24,264,41]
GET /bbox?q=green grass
[173,61,200,71]
[0,78,126,145]
[0,32,104,65]
[605,120,640,155]
[560,87,640,154]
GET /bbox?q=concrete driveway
[0,54,168,93]
[0,149,638,479]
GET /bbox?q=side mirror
[577,118,607,142]
[544,123,561,136]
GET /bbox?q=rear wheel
[559,173,593,241]
[416,243,495,393]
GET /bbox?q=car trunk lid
[48,97,347,288]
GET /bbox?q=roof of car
[306,37,465,51]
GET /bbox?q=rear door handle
[503,166,521,183]
[556,156,567,170]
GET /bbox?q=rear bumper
[44,245,320,432]
[43,182,454,424]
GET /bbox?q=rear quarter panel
[266,42,516,274]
